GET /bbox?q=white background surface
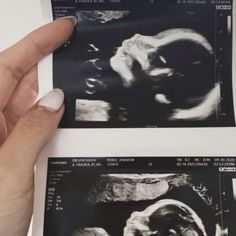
[0,1,42,51]
[0,1,236,236]
[0,1,42,236]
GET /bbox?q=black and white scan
[51,0,234,128]
[44,157,236,236]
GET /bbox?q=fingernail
[59,16,78,27]
[38,89,64,112]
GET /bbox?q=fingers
[3,66,38,132]
[0,16,77,111]
[0,89,65,171]
[0,113,7,144]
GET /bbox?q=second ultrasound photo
[43,157,236,236]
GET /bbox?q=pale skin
[0,18,75,236]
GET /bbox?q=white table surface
[0,1,43,236]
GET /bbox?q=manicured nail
[59,16,78,27]
[38,89,64,112]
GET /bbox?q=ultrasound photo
[52,0,234,128]
[43,157,236,236]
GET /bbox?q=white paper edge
[33,0,53,235]
[33,1,236,235]
[38,0,53,99]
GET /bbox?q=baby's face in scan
[75,200,216,236]
[124,200,207,236]
[111,29,213,89]
[110,29,220,121]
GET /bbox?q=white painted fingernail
[38,89,64,112]
[59,16,78,27]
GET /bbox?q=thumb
[0,89,64,171]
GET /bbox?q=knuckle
[28,36,47,58]
[30,75,39,93]
[18,109,52,133]
[0,59,24,81]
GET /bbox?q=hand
[0,16,77,236]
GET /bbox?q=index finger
[0,16,77,111]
